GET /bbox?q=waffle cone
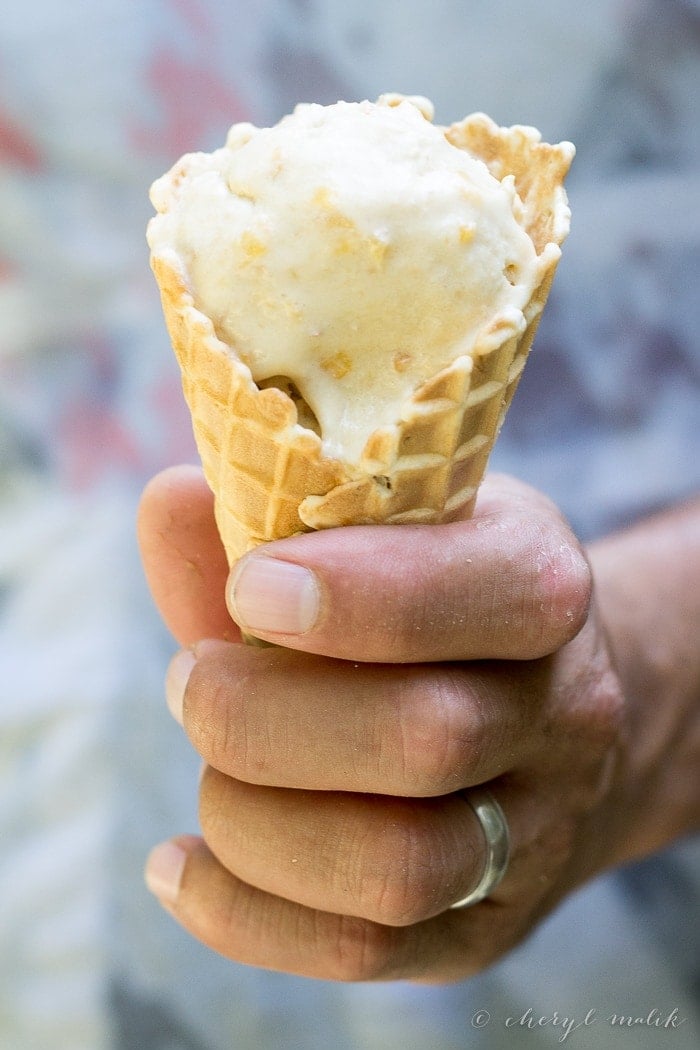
[150,113,573,566]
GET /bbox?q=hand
[136,466,669,983]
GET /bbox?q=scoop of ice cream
[148,96,540,464]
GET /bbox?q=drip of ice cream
[148,95,540,464]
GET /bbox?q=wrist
[587,497,700,865]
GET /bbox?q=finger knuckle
[544,652,627,813]
[574,662,627,759]
[559,639,626,741]
[398,672,471,795]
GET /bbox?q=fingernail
[165,649,196,725]
[227,556,320,636]
[145,841,187,904]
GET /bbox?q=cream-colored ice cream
[148,95,543,464]
[147,97,573,562]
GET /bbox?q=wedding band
[450,788,511,909]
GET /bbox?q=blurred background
[1,1,698,1048]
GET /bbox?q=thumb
[225,474,592,663]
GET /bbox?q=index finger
[169,640,539,797]
[137,465,239,647]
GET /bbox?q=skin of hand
[137,465,700,983]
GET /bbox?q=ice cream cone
[149,109,573,566]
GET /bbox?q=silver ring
[450,788,510,909]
